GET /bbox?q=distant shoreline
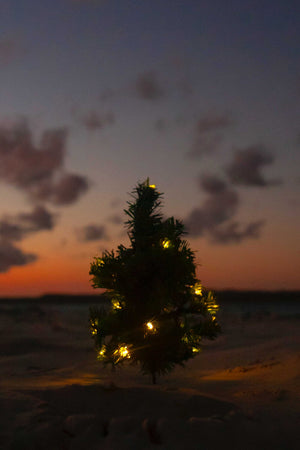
[0,290,299,303]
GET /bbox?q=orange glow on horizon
[1,233,300,297]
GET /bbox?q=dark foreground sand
[0,300,299,449]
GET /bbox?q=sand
[0,300,299,449]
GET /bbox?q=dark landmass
[0,290,299,304]
[215,290,300,303]
[0,293,109,304]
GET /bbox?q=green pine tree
[89,179,220,384]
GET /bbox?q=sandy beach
[0,296,299,449]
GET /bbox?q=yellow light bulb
[97,346,106,359]
[112,299,122,310]
[120,346,129,358]
[146,321,154,330]
[194,283,202,296]
[90,318,98,335]
[162,239,170,249]
[149,184,156,188]
[114,345,130,360]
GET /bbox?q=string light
[162,239,171,249]
[112,299,122,310]
[97,258,104,267]
[114,345,130,362]
[194,283,202,296]
[90,319,98,335]
[206,291,219,318]
[97,346,106,359]
[146,321,154,330]
[149,184,156,189]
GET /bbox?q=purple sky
[0,0,299,295]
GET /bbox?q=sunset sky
[0,0,299,297]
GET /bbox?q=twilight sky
[0,0,299,296]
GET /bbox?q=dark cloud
[199,174,227,194]
[18,206,55,231]
[0,206,56,242]
[210,220,265,244]
[226,146,279,186]
[0,120,65,187]
[0,205,56,272]
[0,221,23,242]
[185,175,239,236]
[107,214,123,225]
[77,224,108,242]
[185,175,264,244]
[0,240,37,273]
[187,114,233,158]
[51,174,89,205]
[0,119,90,205]
[31,173,90,205]
[135,71,164,100]
[81,110,115,131]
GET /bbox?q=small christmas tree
[89,179,220,384]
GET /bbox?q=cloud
[210,220,265,244]
[226,146,280,186]
[0,205,56,272]
[0,240,37,273]
[81,110,115,131]
[0,206,56,242]
[31,173,89,205]
[185,175,264,243]
[199,174,227,194]
[0,221,23,242]
[18,206,55,231]
[0,119,90,205]
[185,175,239,236]
[187,114,233,158]
[135,71,164,100]
[107,214,123,225]
[0,120,65,187]
[77,224,108,242]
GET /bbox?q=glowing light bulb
[97,346,106,359]
[114,345,130,360]
[149,184,156,189]
[90,318,98,335]
[206,291,219,317]
[192,347,200,353]
[146,321,154,330]
[194,283,202,296]
[120,346,130,358]
[162,239,171,249]
[112,299,122,310]
[97,259,104,267]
